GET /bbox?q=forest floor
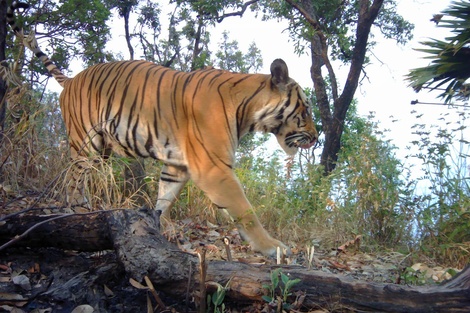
[0,193,462,312]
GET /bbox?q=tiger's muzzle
[285,131,317,149]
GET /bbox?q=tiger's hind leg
[63,131,107,210]
[155,164,189,226]
[64,155,93,209]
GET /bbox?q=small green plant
[262,268,301,310]
[207,282,227,313]
[400,267,435,286]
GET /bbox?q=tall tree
[170,0,258,70]
[260,0,413,174]
[116,0,259,70]
[407,0,470,104]
[0,0,8,181]
[107,0,139,60]
[214,31,263,73]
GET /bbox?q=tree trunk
[1,208,469,312]
[121,5,134,60]
[191,14,204,71]
[0,211,113,251]
[297,0,385,175]
[320,117,344,173]
[0,0,8,181]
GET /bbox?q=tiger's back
[62,59,276,172]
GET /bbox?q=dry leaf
[0,293,27,301]
[206,230,220,239]
[0,184,14,195]
[12,275,31,291]
[28,263,40,274]
[337,235,362,253]
[71,304,94,313]
[103,284,114,297]
[146,294,153,313]
[328,260,351,271]
[129,277,148,290]
[0,305,15,312]
[205,244,219,253]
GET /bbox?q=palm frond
[406,0,470,103]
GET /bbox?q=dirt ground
[0,195,461,312]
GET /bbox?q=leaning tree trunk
[0,0,8,162]
[1,208,469,312]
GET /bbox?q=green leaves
[214,31,263,73]
[262,268,301,308]
[260,0,412,63]
[207,282,227,313]
[9,0,113,79]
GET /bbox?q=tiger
[7,1,318,257]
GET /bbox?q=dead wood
[0,210,113,251]
[1,208,469,312]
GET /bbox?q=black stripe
[145,125,156,158]
[236,81,267,139]
[155,67,172,120]
[160,177,180,183]
[170,72,182,129]
[215,77,236,149]
[152,109,159,139]
[284,90,299,121]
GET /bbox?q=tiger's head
[254,59,318,156]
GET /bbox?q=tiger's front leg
[192,167,288,257]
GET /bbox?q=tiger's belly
[101,121,187,167]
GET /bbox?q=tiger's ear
[270,59,289,87]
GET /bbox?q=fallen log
[0,210,114,251]
[1,208,469,312]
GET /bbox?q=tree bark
[0,208,469,312]
[0,0,8,179]
[0,210,113,251]
[120,3,134,60]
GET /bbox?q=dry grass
[1,89,67,195]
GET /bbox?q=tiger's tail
[7,1,68,87]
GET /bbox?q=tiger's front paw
[249,237,291,258]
